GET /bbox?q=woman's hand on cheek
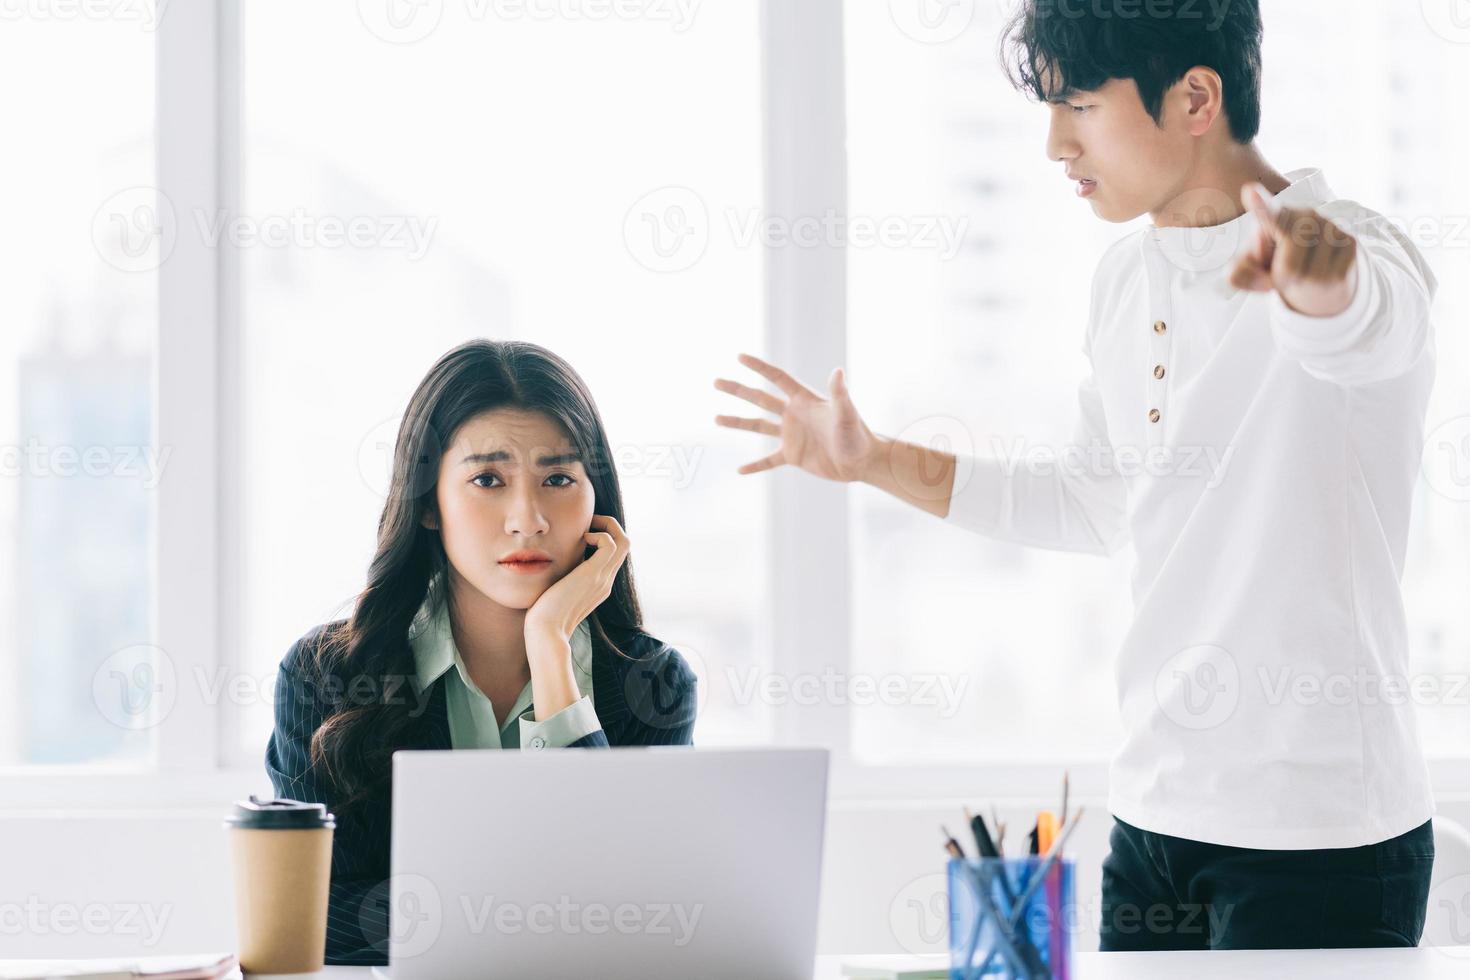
[522,514,630,655]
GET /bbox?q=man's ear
[1182,68,1223,136]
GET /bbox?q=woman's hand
[714,353,880,483]
[523,514,631,652]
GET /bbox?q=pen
[1008,806,1086,930]
[941,825,967,860]
[1036,810,1058,854]
[963,806,999,858]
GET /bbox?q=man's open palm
[714,353,878,483]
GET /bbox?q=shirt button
[1153,320,1167,334]
[529,735,547,750]
[1148,409,1161,423]
[1153,365,1166,379]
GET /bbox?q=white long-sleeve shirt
[945,168,1439,849]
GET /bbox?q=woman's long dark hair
[304,339,643,815]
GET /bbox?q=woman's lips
[499,559,553,574]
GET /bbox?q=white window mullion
[761,0,852,759]
[154,0,222,771]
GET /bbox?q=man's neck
[1151,143,1290,229]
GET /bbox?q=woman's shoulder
[597,625,698,691]
[279,619,351,679]
[596,624,698,742]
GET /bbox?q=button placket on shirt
[1143,241,1174,448]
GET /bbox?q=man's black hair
[1000,0,1264,144]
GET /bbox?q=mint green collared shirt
[407,581,600,750]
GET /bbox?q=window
[0,15,156,765]
[229,2,768,763]
[843,0,1133,763]
[9,0,1469,802]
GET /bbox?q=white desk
[8,949,1470,978]
[274,946,1470,978]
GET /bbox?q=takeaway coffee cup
[225,794,336,975]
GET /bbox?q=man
[715,0,1438,952]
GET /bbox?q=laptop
[371,747,829,980]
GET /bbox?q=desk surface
[271,946,1470,978]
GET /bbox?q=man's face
[1045,76,1195,223]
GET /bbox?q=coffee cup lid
[225,793,336,830]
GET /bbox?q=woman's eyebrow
[459,450,582,466]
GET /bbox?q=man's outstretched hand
[1229,181,1359,318]
[714,353,879,483]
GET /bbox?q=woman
[265,339,698,965]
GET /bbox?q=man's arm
[858,367,1129,557]
[715,337,1130,557]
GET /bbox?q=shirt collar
[408,571,594,694]
[1145,168,1335,274]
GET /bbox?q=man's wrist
[857,435,893,488]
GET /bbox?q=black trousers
[1098,816,1435,951]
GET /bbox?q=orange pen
[1035,809,1059,854]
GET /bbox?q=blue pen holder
[947,857,1076,980]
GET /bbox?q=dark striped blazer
[264,620,698,966]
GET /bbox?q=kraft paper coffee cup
[226,794,336,975]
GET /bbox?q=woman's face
[422,407,597,610]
